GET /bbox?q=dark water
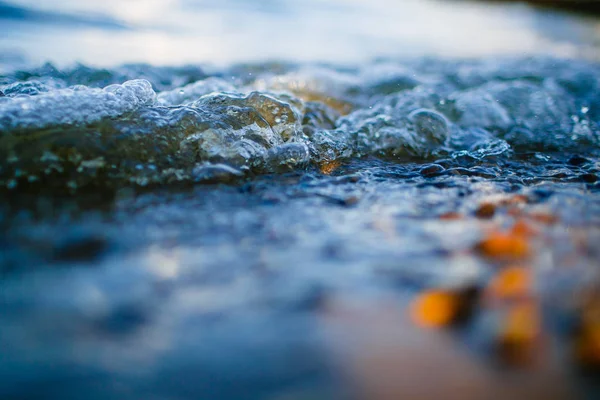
[2,1,600,399]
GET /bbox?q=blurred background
[1,0,600,70]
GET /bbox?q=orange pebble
[439,212,462,220]
[528,212,558,225]
[477,232,530,259]
[575,297,600,367]
[497,301,541,366]
[503,302,540,341]
[319,160,341,175]
[410,290,459,328]
[574,323,600,367]
[475,202,496,219]
[500,194,529,206]
[507,207,523,217]
[582,299,600,324]
[510,220,538,238]
[488,266,531,299]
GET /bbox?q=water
[1,57,599,189]
[1,1,600,399]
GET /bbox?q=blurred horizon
[1,0,600,71]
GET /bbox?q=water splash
[1,57,599,191]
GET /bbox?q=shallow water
[2,1,600,399]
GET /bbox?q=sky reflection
[1,0,599,69]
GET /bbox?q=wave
[1,57,599,191]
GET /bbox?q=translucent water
[1,57,599,190]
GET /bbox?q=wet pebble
[334,174,361,184]
[475,202,496,219]
[420,164,445,177]
[447,167,497,179]
[410,286,480,329]
[568,155,589,166]
[341,195,360,206]
[192,163,244,184]
[476,232,530,260]
[317,193,360,207]
[495,300,542,367]
[580,173,598,183]
[444,167,497,179]
[439,211,462,220]
[52,233,109,262]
